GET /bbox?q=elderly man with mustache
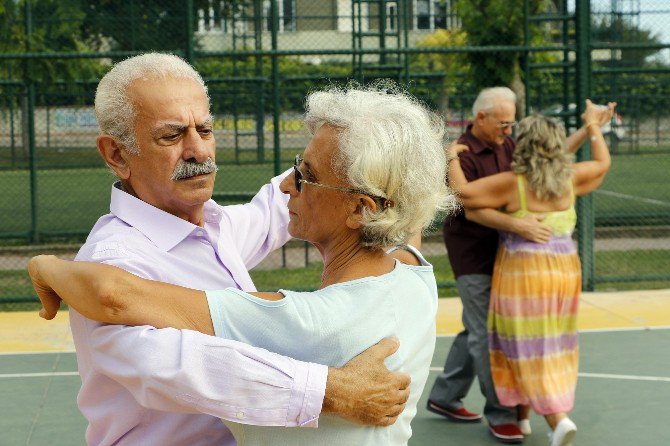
[68,53,410,446]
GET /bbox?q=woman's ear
[97,135,131,179]
[346,196,377,229]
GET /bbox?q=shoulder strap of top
[516,174,528,212]
[570,177,576,205]
[385,244,430,266]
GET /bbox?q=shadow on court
[1,329,669,445]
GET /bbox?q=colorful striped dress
[488,174,581,415]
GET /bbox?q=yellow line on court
[434,289,670,336]
[1,289,669,353]
[0,311,74,353]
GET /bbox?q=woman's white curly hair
[304,81,458,249]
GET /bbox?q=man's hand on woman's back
[323,337,411,426]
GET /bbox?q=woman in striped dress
[447,100,613,446]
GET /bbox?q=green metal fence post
[402,0,410,86]
[523,0,530,117]
[25,0,39,244]
[185,0,194,64]
[9,65,16,168]
[254,0,266,163]
[271,0,281,176]
[575,0,594,291]
[27,83,38,243]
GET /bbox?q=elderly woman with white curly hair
[28,84,455,446]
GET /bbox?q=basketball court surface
[1,289,669,445]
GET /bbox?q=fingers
[378,404,407,426]
[368,337,400,361]
[533,225,552,244]
[39,307,56,320]
[28,255,62,320]
[394,372,411,391]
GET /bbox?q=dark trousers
[428,274,515,426]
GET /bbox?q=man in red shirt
[426,87,614,444]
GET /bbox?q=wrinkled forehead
[487,100,516,120]
[303,124,342,174]
[128,76,211,125]
[128,76,209,109]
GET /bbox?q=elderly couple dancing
[29,53,612,446]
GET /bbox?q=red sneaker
[489,424,524,444]
[426,400,483,423]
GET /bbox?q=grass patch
[3,250,667,311]
[249,255,459,297]
[2,152,669,241]
[595,249,670,279]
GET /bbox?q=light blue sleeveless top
[206,248,438,446]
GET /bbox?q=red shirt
[443,124,516,278]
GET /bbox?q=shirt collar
[463,123,495,155]
[109,181,207,252]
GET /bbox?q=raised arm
[29,255,213,332]
[565,100,617,153]
[573,99,613,196]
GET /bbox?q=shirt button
[196,229,205,236]
[236,411,245,419]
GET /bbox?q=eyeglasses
[495,120,518,129]
[292,155,394,209]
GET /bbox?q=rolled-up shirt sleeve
[86,321,327,427]
[74,250,327,428]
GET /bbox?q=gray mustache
[171,158,219,180]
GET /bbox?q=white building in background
[195,0,460,55]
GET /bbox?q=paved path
[2,288,669,353]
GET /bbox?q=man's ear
[475,111,487,123]
[345,196,377,229]
[97,135,131,179]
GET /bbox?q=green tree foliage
[81,0,251,52]
[410,28,471,113]
[589,13,665,117]
[591,14,662,68]
[0,0,105,85]
[453,0,548,89]
[197,56,351,114]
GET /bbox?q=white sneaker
[519,418,532,435]
[549,418,577,446]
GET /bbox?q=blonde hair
[304,82,458,249]
[511,115,574,201]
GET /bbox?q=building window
[386,2,398,31]
[414,0,457,30]
[338,0,370,32]
[197,0,245,34]
[264,0,296,32]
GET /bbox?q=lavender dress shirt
[70,175,327,445]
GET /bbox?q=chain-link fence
[1,0,669,308]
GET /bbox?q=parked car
[539,103,626,141]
